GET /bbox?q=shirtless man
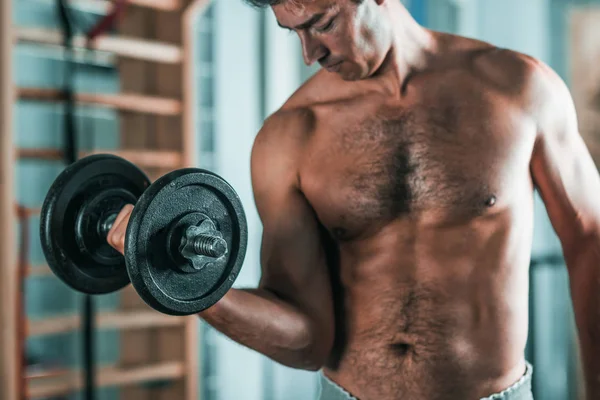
[107,0,600,399]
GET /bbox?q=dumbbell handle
[98,213,227,259]
[99,213,118,238]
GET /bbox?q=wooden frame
[28,311,186,337]
[17,148,183,169]
[26,264,52,277]
[1,0,17,399]
[28,361,185,398]
[15,27,183,65]
[17,88,182,116]
[34,0,182,12]
[115,2,208,399]
[127,0,182,10]
[2,0,213,398]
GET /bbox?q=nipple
[485,195,497,207]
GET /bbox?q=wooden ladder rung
[18,88,182,116]
[15,27,183,65]
[28,310,186,337]
[128,0,181,11]
[25,264,52,277]
[16,206,41,218]
[28,361,185,398]
[129,0,181,10]
[31,0,181,12]
[26,368,70,381]
[17,148,182,169]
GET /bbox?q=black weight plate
[125,169,248,316]
[40,154,150,294]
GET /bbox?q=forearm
[198,288,326,370]
[565,232,600,399]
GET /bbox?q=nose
[298,32,327,66]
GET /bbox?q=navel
[389,342,412,357]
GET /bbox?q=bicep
[250,113,334,329]
[257,186,333,308]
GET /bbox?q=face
[273,0,391,81]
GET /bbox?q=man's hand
[106,204,134,255]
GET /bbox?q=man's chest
[298,97,536,241]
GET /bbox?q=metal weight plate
[125,169,248,316]
[40,154,150,294]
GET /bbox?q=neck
[372,2,436,88]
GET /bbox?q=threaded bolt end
[193,235,227,258]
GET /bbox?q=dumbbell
[40,154,247,316]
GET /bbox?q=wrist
[197,288,236,320]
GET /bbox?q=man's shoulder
[263,107,317,137]
[255,70,339,144]
[466,45,561,100]
[252,106,316,163]
[250,106,317,192]
[464,44,573,131]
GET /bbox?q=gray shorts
[317,362,533,400]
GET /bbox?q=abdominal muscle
[322,213,532,400]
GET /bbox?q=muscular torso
[291,37,538,400]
